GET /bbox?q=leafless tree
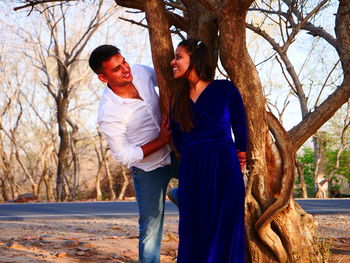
[0,41,34,200]
[14,0,116,201]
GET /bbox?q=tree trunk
[95,130,105,201]
[0,165,12,201]
[55,70,70,201]
[68,120,79,200]
[14,148,38,196]
[314,134,328,198]
[118,165,129,200]
[295,159,308,198]
[0,133,17,200]
[38,145,56,201]
[95,163,103,201]
[0,178,11,201]
[217,7,324,262]
[181,0,218,76]
[104,155,116,200]
[46,173,55,202]
[144,0,177,114]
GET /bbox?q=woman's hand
[236,151,247,173]
[159,114,171,145]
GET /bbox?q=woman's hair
[171,38,214,132]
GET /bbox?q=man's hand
[159,114,171,145]
[140,114,171,158]
[237,151,247,173]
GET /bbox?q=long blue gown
[170,80,248,263]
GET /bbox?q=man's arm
[99,115,171,167]
[141,114,171,157]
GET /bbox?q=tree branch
[289,76,350,152]
[14,0,76,11]
[247,23,308,116]
[282,0,330,51]
[115,0,188,31]
[196,0,221,17]
[119,17,149,29]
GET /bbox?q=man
[89,45,178,263]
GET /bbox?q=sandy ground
[0,214,349,263]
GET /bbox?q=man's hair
[88,45,121,74]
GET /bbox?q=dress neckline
[190,80,214,104]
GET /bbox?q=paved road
[295,198,350,214]
[0,201,177,220]
[0,199,349,220]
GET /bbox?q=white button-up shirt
[97,64,171,172]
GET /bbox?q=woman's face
[171,45,191,79]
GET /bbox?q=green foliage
[326,149,350,183]
[296,148,316,197]
[296,147,350,198]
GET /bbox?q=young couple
[89,39,247,263]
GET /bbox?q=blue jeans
[132,155,178,263]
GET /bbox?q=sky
[0,0,344,139]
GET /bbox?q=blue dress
[171,80,248,263]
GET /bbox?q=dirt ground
[0,214,349,263]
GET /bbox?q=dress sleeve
[228,83,248,152]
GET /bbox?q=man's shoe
[167,188,179,208]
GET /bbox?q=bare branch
[247,23,309,117]
[119,17,149,29]
[282,0,330,51]
[289,76,350,151]
[314,59,341,108]
[20,91,54,133]
[68,0,105,63]
[255,52,276,67]
[14,0,77,12]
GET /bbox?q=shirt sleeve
[135,64,158,86]
[229,83,248,152]
[99,120,144,168]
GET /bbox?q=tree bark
[38,145,56,201]
[94,131,105,201]
[295,159,308,198]
[0,178,11,201]
[181,0,218,76]
[56,87,70,201]
[143,0,177,114]
[95,164,103,201]
[68,118,79,200]
[0,137,15,201]
[104,155,116,200]
[313,134,329,198]
[118,165,129,200]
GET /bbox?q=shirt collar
[104,86,133,105]
[104,79,141,105]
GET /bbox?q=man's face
[98,54,133,88]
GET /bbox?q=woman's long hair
[171,39,214,132]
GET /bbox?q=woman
[170,39,248,263]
